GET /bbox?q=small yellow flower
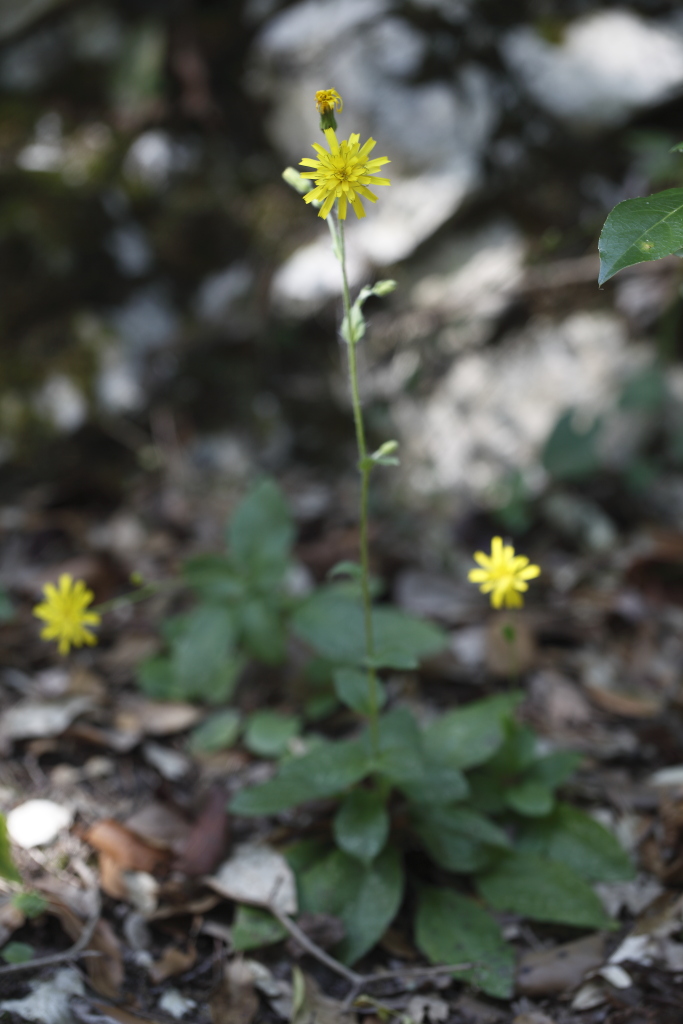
[315,88,343,115]
[468,537,541,610]
[299,128,390,220]
[33,574,101,655]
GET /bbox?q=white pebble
[7,799,73,849]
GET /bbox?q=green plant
[137,479,296,703]
[224,93,635,998]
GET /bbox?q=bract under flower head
[299,128,390,221]
[33,573,101,655]
[468,536,541,610]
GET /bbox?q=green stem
[92,579,177,616]
[336,218,380,755]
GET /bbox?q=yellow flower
[468,537,541,610]
[315,88,343,115]
[299,128,390,220]
[33,574,101,655]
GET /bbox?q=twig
[0,891,102,977]
[267,902,471,1007]
[267,903,363,986]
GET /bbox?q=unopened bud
[372,280,397,296]
[315,88,343,132]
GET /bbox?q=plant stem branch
[336,218,380,755]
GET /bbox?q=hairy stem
[335,218,380,754]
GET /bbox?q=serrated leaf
[298,845,404,964]
[598,188,683,284]
[477,853,614,929]
[333,668,386,715]
[415,886,514,999]
[230,738,371,815]
[333,790,389,864]
[188,709,242,754]
[292,589,446,669]
[424,693,523,770]
[517,804,634,883]
[228,479,294,590]
[243,711,300,758]
[232,905,287,951]
[412,805,509,874]
[505,780,554,817]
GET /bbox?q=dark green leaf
[527,750,583,789]
[292,590,445,669]
[228,479,294,590]
[298,846,404,964]
[375,708,424,783]
[1,942,33,964]
[0,814,20,884]
[137,656,177,700]
[239,599,286,664]
[0,588,13,622]
[188,710,242,754]
[243,711,300,758]
[412,805,509,874]
[505,780,554,817]
[333,668,386,715]
[542,410,601,481]
[398,763,469,806]
[477,853,614,929]
[12,892,47,919]
[424,693,523,770]
[232,905,287,951]
[182,555,244,601]
[333,790,389,864]
[598,188,683,284]
[173,604,241,703]
[415,886,514,999]
[518,804,634,883]
[230,738,371,815]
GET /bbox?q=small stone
[7,800,73,849]
[158,988,197,1019]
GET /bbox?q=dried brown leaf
[176,786,230,876]
[84,819,170,874]
[210,959,259,1024]
[147,944,196,984]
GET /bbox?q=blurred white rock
[34,374,87,432]
[394,312,641,496]
[8,798,73,849]
[503,10,683,128]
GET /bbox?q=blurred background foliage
[2,0,683,556]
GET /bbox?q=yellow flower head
[33,574,101,655]
[315,88,343,115]
[468,537,541,610]
[299,128,390,220]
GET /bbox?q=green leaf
[137,656,177,700]
[232,905,287,951]
[333,668,386,715]
[505,780,554,817]
[292,589,446,670]
[424,693,523,770]
[298,846,404,964]
[0,814,20,884]
[187,710,242,754]
[243,711,300,758]
[527,750,583,789]
[477,853,614,929]
[598,188,683,284]
[0,588,13,622]
[172,604,241,703]
[518,804,634,883]
[1,942,34,964]
[412,805,509,874]
[182,555,245,601]
[230,738,371,815]
[398,762,469,806]
[12,892,47,919]
[415,886,514,999]
[228,479,294,590]
[333,790,389,864]
[375,708,425,784]
[542,410,601,481]
[239,599,286,665]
